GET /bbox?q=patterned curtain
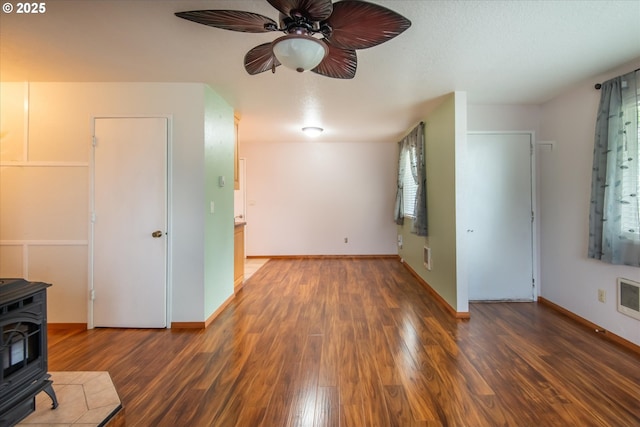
[588,70,640,267]
[394,123,428,234]
[394,141,407,225]
[410,122,428,236]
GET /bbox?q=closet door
[467,133,534,301]
[92,117,167,327]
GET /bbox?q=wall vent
[618,277,640,321]
[423,246,431,271]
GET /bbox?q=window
[620,96,640,239]
[394,122,427,235]
[402,154,418,218]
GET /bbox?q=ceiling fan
[175,0,411,79]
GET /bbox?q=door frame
[466,131,539,301]
[88,115,173,329]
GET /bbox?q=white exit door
[92,117,168,327]
[467,133,534,301]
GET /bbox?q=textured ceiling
[1,0,639,144]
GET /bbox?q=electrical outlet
[597,289,606,303]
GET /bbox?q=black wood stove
[0,279,58,427]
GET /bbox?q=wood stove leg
[43,383,59,409]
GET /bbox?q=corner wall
[398,92,468,314]
[203,86,235,317]
[537,60,640,346]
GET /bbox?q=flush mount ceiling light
[302,126,323,137]
[175,0,411,79]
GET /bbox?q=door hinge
[92,136,97,147]
[91,212,96,223]
[531,211,534,223]
[90,289,95,300]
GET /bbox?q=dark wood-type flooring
[48,258,640,427]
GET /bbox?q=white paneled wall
[1,83,89,322]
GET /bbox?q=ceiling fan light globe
[272,35,328,72]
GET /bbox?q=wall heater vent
[617,277,640,321]
[423,246,431,271]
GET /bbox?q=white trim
[23,82,29,161]
[0,240,88,245]
[0,162,89,167]
[165,116,174,329]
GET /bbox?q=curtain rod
[594,67,640,89]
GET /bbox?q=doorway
[91,117,168,327]
[467,132,535,301]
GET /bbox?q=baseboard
[47,323,87,331]
[538,296,640,356]
[245,254,399,259]
[400,259,470,319]
[170,321,206,329]
[171,293,235,329]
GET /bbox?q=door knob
[151,230,163,238]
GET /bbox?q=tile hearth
[17,371,123,427]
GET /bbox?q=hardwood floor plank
[383,324,440,423]
[341,404,366,427]
[45,258,640,427]
[337,321,360,407]
[286,335,322,427]
[234,405,267,427]
[314,386,339,427]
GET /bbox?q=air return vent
[618,277,640,321]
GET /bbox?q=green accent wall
[398,93,460,311]
[203,85,235,319]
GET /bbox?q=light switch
[218,176,225,187]
[210,201,214,214]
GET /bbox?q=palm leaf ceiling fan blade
[244,43,282,75]
[174,10,278,33]
[312,44,357,79]
[324,1,411,50]
[175,0,411,78]
[267,0,333,21]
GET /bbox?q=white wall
[538,60,640,346]
[468,104,542,132]
[467,103,543,296]
[242,140,398,256]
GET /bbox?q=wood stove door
[92,117,167,328]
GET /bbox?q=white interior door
[467,133,534,301]
[92,117,167,327]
